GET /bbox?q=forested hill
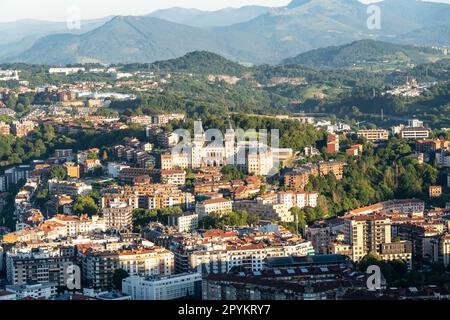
[281,40,445,68]
[123,51,249,77]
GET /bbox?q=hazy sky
[0,0,449,22]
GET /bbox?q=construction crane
[356,121,367,129]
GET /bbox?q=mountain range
[1,0,449,65]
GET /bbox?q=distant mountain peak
[287,0,362,9]
[287,0,312,9]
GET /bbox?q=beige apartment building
[357,129,389,141]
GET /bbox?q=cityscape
[0,0,449,306]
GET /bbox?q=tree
[73,195,98,216]
[291,207,307,231]
[358,253,381,272]
[48,165,67,180]
[35,188,49,207]
[113,269,129,291]
[221,165,245,180]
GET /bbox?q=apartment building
[118,247,174,277]
[327,133,339,154]
[436,150,450,167]
[4,165,32,187]
[80,251,119,290]
[6,250,73,286]
[276,191,319,209]
[55,149,73,160]
[318,161,345,180]
[11,120,37,137]
[400,127,431,139]
[160,169,186,186]
[48,214,106,237]
[157,132,180,148]
[284,170,310,190]
[416,139,449,153]
[440,234,450,267]
[119,168,153,184]
[344,215,392,262]
[102,201,134,231]
[160,152,190,170]
[189,241,314,274]
[233,200,293,222]
[168,213,199,233]
[247,148,275,176]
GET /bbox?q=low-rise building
[357,129,389,142]
[64,162,81,179]
[429,186,443,198]
[122,273,202,300]
[400,127,431,139]
[195,198,233,219]
[48,179,92,197]
[6,283,57,300]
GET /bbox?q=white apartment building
[400,127,431,139]
[195,198,233,219]
[157,132,180,148]
[160,170,186,185]
[161,152,190,170]
[436,151,450,167]
[49,214,107,237]
[48,179,92,197]
[49,67,85,75]
[277,191,319,209]
[107,163,131,178]
[189,242,314,274]
[122,273,202,300]
[168,213,199,233]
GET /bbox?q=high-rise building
[102,201,134,231]
[344,215,392,262]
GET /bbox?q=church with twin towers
[161,119,293,177]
